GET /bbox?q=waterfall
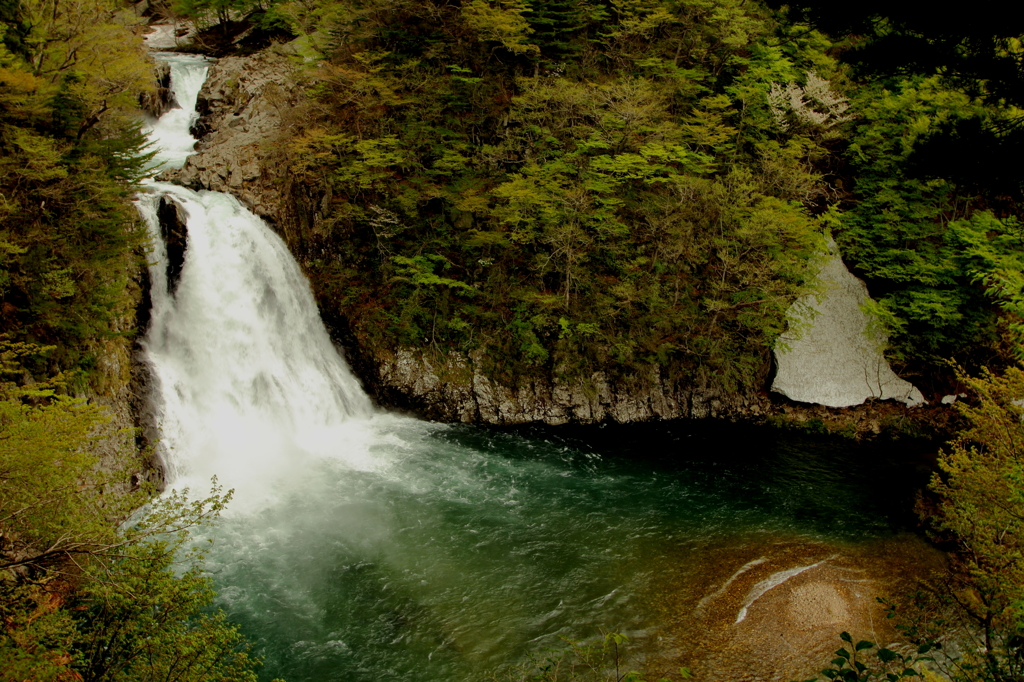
[138,55,374,501]
[144,54,209,172]
[130,53,925,682]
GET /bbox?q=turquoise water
[199,418,930,682]
[138,54,934,682]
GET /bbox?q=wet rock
[139,62,174,117]
[162,49,298,222]
[157,197,188,296]
[348,342,955,430]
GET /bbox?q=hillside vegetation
[186,0,1024,394]
[2,0,1024,679]
[262,0,837,392]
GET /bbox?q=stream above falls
[136,52,944,682]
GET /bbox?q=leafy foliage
[0,344,271,682]
[69,499,264,682]
[0,0,153,386]
[747,2,1024,380]
[923,367,1024,681]
[271,0,837,390]
[0,489,268,682]
[794,630,934,682]
[832,75,1024,373]
[0,2,236,674]
[771,1,1024,198]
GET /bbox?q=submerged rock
[651,533,946,681]
[772,239,924,408]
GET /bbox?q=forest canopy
[2,0,1024,680]
[247,0,842,392]
[180,0,1024,394]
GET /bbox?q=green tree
[758,0,1024,379]
[462,0,539,58]
[523,0,586,61]
[818,70,1024,374]
[923,366,1024,681]
[769,1,1024,200]
[8,0,153,136]
[0,0,153,385]
[70,494,264,682]
[173,0,272,31]
[0,341,144,573]
[0,344,271,682]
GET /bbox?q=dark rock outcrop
[157,197,188,296]
[139,62,175,117]
[359,347,769,425]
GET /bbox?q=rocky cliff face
[86,270,162,490]
[163,49,946,433]
[362,348,770,424]
[162,49,298,224]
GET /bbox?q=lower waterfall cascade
[135,53,939,682]
[139,53,373,500]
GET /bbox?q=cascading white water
[138,184,376,492]
[138,55,375,502]
[144,54,209,171]
[132,53,927,682]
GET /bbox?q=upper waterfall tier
[143,54,209,172]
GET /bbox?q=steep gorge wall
[164,50,941,433]
[359,347,770,424]
[161,52,770,424]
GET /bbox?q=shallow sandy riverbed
[640,532,946,681]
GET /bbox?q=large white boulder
[772,239,924,408]
[143,22,195,50]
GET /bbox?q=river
[136,53,941,682]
